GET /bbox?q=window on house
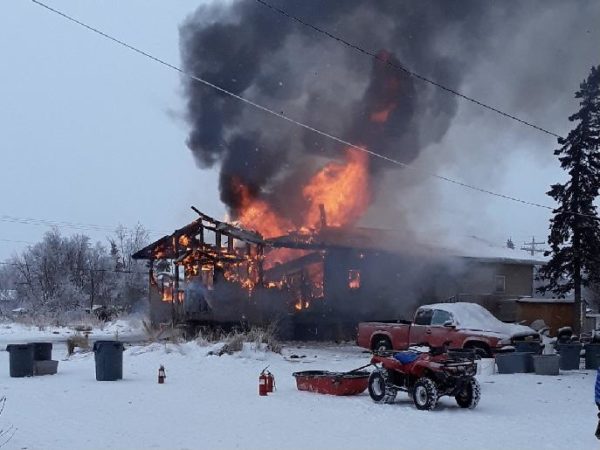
[348,269,361,290]
[494,275,506,293]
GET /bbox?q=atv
[368,345,480,410]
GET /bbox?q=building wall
[149,282,173,325]
[440,261,533,298]
[322,250,536,323]
[323,248,422,320]
[433,261,533,321]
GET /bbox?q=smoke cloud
[179,0,600,240]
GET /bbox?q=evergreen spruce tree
[537,65,600,335]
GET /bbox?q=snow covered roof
[269,228,546,265]
[432,235,548,264]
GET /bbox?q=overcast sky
[0,1,224,260]
[0,1,598,261]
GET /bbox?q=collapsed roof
[133,207,544,266]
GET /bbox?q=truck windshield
[431,309,453,326]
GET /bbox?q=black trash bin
[6,344,34,377]
[585,344,600,370]
[514,341,542,354]
[93,340,124,381]
[495,352,534,374]
[556,343,581,370]
[32,342,53,361]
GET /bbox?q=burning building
[131,2,556,337]
[133,206,541,339]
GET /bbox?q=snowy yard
[0,324,597,450]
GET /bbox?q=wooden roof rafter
[132,206,266,261]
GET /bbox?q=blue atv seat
[393,351,420,364]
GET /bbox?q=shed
[516,298,574,335]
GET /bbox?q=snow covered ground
[0,324,597,450]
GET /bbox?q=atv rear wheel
[412,377,438,410]
[455,377,481,409]
[368,370,397,404]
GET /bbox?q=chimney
[319,204,327,230]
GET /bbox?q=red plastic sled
[292,370,370,396]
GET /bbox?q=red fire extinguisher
[259,367,275,395]
[158,365,166,384]
[265,370,275,393]
[259,370,268,396]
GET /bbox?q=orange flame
[232,148,370,237]
[232,180,291,238]
[370,103,397,123]
[303,148,370,228]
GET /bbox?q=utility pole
[521,236,546,257]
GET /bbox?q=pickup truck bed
[356,321,411,351]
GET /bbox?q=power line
[0,238,34,245]
[28,1,562,214]
[1,214,118,233]
[253,0,563,140]
[0,213,168,236]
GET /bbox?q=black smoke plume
[178,1,540,222]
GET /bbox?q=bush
[198,323,282,355]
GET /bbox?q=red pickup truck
[357,302,539,357]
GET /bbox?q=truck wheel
[373,337,392,352]
[368,370,397,404]
[412,377,438,410]
[455,377,481,409]
[465,343,491,359]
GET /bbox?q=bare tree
[4,224,150,320]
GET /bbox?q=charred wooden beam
[257,245,264,286]
[133,207,266,261]
[191,206,265,244]
[215,231,221,252]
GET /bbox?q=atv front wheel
[412,377,438,410]
[455,377,481,409]
[368,370,397,404]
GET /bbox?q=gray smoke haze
[179,0,600,238]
